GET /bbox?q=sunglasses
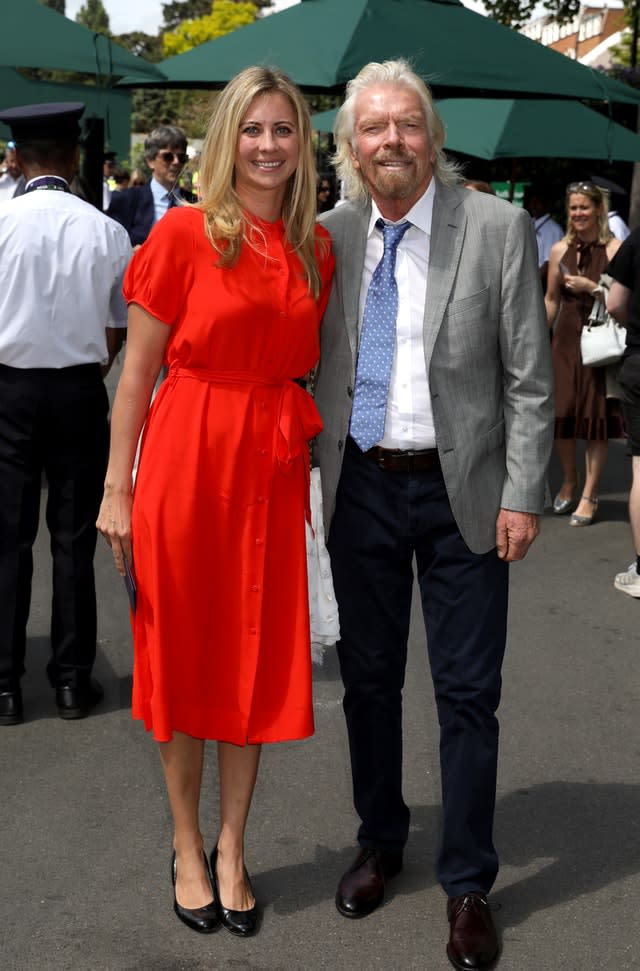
[157,151,188,165]
[566,181,600,195]
[319,186,331,193]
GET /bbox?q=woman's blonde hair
[332,58,462,204]
[197,66,323,296]
[564,181,612,246]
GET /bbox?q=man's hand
[495,509,540,562]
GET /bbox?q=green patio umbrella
[123,0,640,105]
[8,0,165,81]
[311,99,640,162]
[437,98,640,161]
[0,68,131,160]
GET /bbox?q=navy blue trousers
[328,437,509,896]
[0,364,109,689]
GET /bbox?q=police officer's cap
[0,102,85,144]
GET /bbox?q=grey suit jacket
[314,183,554,554]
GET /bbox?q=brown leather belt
[363,444,440,472]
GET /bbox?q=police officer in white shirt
[0,102,132,726]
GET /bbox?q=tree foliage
[607,2,640,70]
[75,0,110,34]
[162,0,216,32]
[67,0,273,140]
[113,29,213,137]
[484,0,579,29]
[113,32,169,133]
[114,31,164,62]
[162,0,270,32]
[40,0,66,13]
[163,0,257,57]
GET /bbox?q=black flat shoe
[172,851,220,934]
[210,845,259,937]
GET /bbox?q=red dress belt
[168,366,323,521]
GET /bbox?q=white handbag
[580,292,626,368]
[306,467,340,664]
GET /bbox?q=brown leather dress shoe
[335,846,403,919]
[447,893,498,970]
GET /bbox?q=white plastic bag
[306,467,340,664]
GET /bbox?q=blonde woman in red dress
[97,67,334,937]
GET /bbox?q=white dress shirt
[357,180,436,450]
[150,176,178,224]
[0,171,21,203]
[0,179,132,368]
[608,211,630,242]
[102,178,112,210]
[533,213,564,266]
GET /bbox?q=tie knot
[377,218,410,252]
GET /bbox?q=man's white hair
[332,58,462,204]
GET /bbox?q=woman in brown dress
[545,181,621,525]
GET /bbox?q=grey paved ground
[2,366,639,969]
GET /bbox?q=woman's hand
[563,273,595,295]
[97,485,133,576]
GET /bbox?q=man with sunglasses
[106,125,194,247]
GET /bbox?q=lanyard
[25,176,69,194]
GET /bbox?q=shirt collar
[150,176,175,203]
[367,178,435,238]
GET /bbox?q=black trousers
[0,364,109,689]
[619,354,640,455]
[328,437,509,897]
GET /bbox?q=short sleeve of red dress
[123,207,198,325]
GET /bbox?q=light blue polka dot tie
[350,218,411,452]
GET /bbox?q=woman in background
[316,175,334,212]
[545,181,621,525]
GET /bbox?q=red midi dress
[123,206,334,744]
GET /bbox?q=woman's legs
[554,438,578,500]
[158,731,213,909]
[574,439,608,518]
[215,741,262,911]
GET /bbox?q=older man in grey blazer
[314,60,554,971]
